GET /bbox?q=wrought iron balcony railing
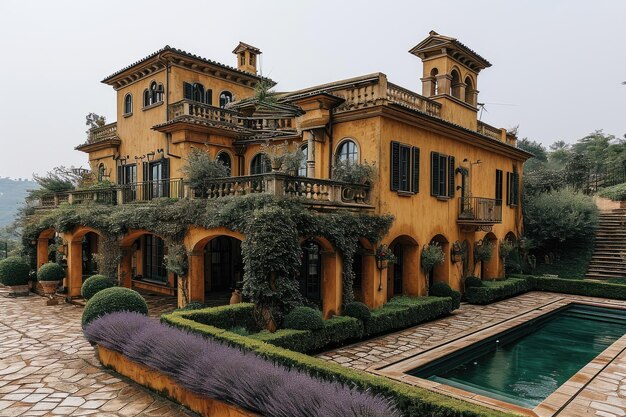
[458,197,502,224]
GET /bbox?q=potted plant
[421,242,445,294]
[0,257,31,296]
[37,262,65,305]
[375,244,397,270]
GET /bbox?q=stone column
[37,238,49,269]
[436,74,452,96]
[67,240,83,298]
[119,247,133,288]
[188,252,205,304]
[420,76,436,97]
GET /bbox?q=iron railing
[119,178,184,203]
[459,197,502,223]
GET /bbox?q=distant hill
[0,177,38,227]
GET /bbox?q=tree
[518,138,547,172]
[85,113,106,135]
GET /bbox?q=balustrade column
[306,131,315,178]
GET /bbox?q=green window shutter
[506,172,511,206]
[431,152,439,196]
[206,89,213,106]
[183,82,193,100]
[390,141,400,191]
[412,147,420,193]
[448,156,455,198]
[513,171,519,205]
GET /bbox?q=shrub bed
[86,312,400,417]
[82,287,148,327]
[37,262,65,282]
[465,278,530,305]
[364,296,455,336]
[81,274,115,300]
[429,282,461,309]
[162,310,514,417]
[598,182,626,201]
[524,275,626,300]
[250,315,363,353]
[185,303,256,331]
[283,306,324,331]
[0,257,31,287]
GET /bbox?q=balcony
[34,174,372,210]
[457,197,502,232]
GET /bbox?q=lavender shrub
[84,312,400,417]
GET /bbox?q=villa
[30,31,531,316]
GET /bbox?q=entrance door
[204,237,243,294]
[393,245,403,295]
[300,241,321,305]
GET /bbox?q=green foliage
[163,309,513,417]
[598,182,626,201]
[473,238,493,263]
[82,287,148,327]
[0,257,30,286]
[499,239,515,260]
[259,141,305,174]
[181,148,230,194]
[465,278,530,305]
[343,301,371,322]
[523,275,626,300]
[530,240,594,279]
[332,160,377,184]
[31,166,93,198]
[229,326,251,336]
[420,242,444,273]
[92,235,120,280]
[429,282,461,310]
[81,274,115,300]
[283,306,324,331]
[364,296,454,336]
[464,276,483,288]
[36,262,65,282]
[523,187,598,250]
[185,303,257,331]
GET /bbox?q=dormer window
[123,93,133,116]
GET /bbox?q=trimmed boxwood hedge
[283,306,324,331]
[82,287,148,327]
[37,262,65,282]
[465,278,530,305]
[162,310,514,417]
[429,282,461,310]
[250,315,363,352]
[184,303,256,331]
[81,275,115,300]
[523,275,626,300]
[344,301,371,322]
[364,296,455,336]
[0,257,30,286]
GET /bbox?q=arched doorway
[66,227,104,297]
[299,240,322,306]
[36,229,57,269]
[428,234,449,293]
[481,232,499,279]
[387,235,420,299]
[81,232,99,280]
[204,236,243,295]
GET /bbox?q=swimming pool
[409,304,626,407]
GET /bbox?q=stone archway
[387,235,419,300]
[352,238,379,309]
[66,226,103,298]
[481,232,500,279]
[428,234,450,292]
[36,229,56,269]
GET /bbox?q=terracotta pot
[229,290,242,305]
[39,281,59,305]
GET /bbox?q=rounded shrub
[282,306,324,331]
[343,301,371,322]
[430,281,461,310]
[465,276,483,288]
[81,275,116,300]
[82,287,148,327]
[0,257,30,286]
[37,262,65,282]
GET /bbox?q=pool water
[409,305,626,407]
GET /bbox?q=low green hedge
[184,303,256,331]
[465,278,531,305]
[524,275,626,300]
[250,315,363,352]
[0,257,30,286]
[283,306,324,331]
[162,311,514,417]
[597,182,626,201]
[365,296,454,336]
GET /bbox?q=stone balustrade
[386,83,442,117]
[87,122,118,143]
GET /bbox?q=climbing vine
[21,195,393,326]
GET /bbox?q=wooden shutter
[206,89,213,106]
[431,152,439,196]
[495,170,503,204]
[512,171,519,205]
[117,166,123,185]
[412,147,420,193]
[183,82,193,100]
[506,172,511,205]
[448,156,455,198]
[390,141,400,191]
[143,162,150,182]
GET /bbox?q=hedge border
[465,278,531,305]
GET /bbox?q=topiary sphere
[82,287,148,327]
[343,301,371,322]
[282,306,324,331]
[430,281,462,310]
[37,262,65,282]
[465,276,483,288]
[0,257,31,286]
[81,275,116,300]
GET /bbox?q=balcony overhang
[75,138,121,153]
[153,119,243,138]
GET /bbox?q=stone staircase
[586,208,626,280]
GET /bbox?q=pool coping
[373,298,626,417]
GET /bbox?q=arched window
[220,91,233,108]
[124,94,133,115]
[250,153,270,175]
[464,76,474,105]
[97,164,106,182]
[216,151,232,176]
[193,83,205,102]
[299,240,321,303]
[430,68,439,96]
[298,144,308,177]
[335,139,358,163]
[450,69,461,99]
[150,81,164,103]
[143,89,150,107]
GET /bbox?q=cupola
[233,42,261,74]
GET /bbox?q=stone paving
[317,291,626,416]
[0,287,196,417]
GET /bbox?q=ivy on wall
[21,195,393,325]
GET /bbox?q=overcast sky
[0,0,624,179]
